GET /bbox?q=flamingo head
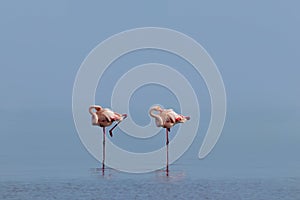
[175,115,190,123]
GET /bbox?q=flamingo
[149,105,190,176]
[89,105,127,171]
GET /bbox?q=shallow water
[1,166,300,200]
[1,174,299,200]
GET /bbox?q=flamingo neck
[89,106,94,115]
[149,108,163,127]
[89,105,102,125]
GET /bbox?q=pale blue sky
[0,1,299,179]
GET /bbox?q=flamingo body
[149,105,190,130]
[89,105,126,127]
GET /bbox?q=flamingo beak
[175,117,181,122]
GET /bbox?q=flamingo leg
[102,127,106,173]
[166,128,169,176]
[109,114,127,137]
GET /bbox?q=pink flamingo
[89,105,127,170]
[149,105,190,175]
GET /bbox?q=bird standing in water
[149,105,190,176]
[89,105,127,171]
